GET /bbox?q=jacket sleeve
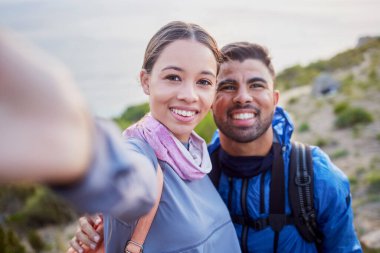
[53,119,157,222]
[312,147,362,252]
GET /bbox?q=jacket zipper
[241,178,249,253]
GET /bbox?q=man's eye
[198,79,212,86]
[218,84,235,91]
[250,82,265,88]
[166,75,181,81]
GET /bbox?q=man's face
[212,59,279,143]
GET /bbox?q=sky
[1,0,379,117]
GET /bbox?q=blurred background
[0,0,379,252]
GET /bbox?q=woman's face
[141,39,217,142]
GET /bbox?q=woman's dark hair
[142,21,222,74]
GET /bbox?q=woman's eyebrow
[201,70,216,78]
[161,66,184,72]
[161,66,215,78]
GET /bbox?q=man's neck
[219,128,274,157]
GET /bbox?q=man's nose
[232,87,253,104]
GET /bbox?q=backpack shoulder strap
[289,141,323,245]
[125,163,164,253]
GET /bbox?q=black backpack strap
[269,143,287,253]
[209,148,222,188]
[231,214,294,231]
[289,142,323,247]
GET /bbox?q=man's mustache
[227,104,260,115]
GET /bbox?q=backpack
[209,141,323,252]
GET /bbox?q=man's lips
[232,112,256,120]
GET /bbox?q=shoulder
[310,145,351,215]
[310,145,349,189]
[123,137,158,169]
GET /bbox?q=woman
[68,21,240,253]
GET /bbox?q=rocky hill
[278,36,380,251]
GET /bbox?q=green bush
[365,171,380,194]
[113,117,133,130]
[368,68,378,82]
[113,102,150,130]
[287,97,299,105]
[0,226,26,253]
[335,107,374,129]
[340,75,356,95]
[333,101,350,115]
[276,64,319,90]
[348,176,358,186]
[0,225,5,251]
[331,149,349,159]
[298,122,310,133]
[0,185,37,214]
[314,137,328,147]
[377,133,380,142]
[28,230,45,252]
[7,187,75,229]
[194,112,217,143]
[119,102,149,122]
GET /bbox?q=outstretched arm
[0,29,92,184]
[0,28,157,225]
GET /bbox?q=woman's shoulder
[123,137,157,164]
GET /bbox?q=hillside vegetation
[277,37,380,91]
[1,36,379,252]
[279,36,380,251]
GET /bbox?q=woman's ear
[140,69,150,95]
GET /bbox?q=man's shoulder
[307,145,350,199]
[310,146,348,179]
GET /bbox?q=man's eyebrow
[217,79,237,86]
[247,77,267,83]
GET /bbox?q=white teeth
[232,113,255,120]
[171,108,196,117]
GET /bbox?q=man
[208,42,362,252]
[71,42,362,253]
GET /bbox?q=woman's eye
[198,79,212,86]
[166,75,181,81]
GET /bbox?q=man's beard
[214,105,274,143]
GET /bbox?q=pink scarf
[122,114,212,181]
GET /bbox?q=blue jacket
[208,106,362,253]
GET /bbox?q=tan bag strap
[125,164,164,253]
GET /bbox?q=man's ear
[140,69,150,95]
[273,89,280,106]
